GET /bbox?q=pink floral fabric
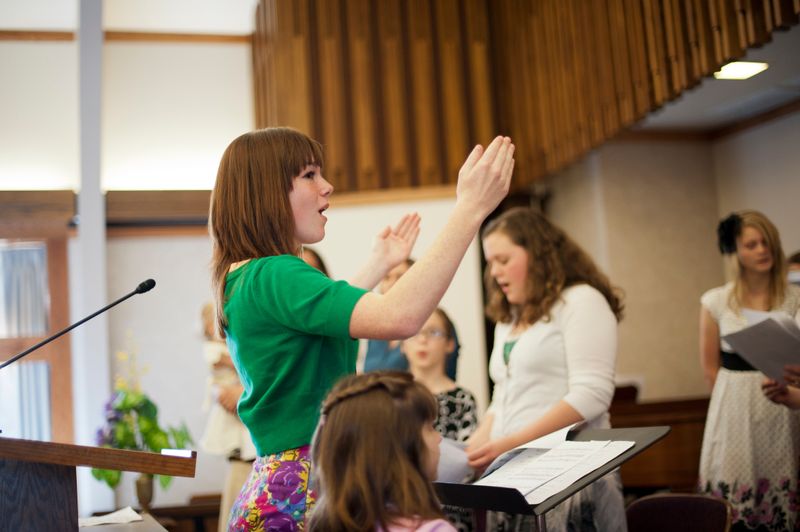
[227,445,315,531]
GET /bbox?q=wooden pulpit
[0,436,196,532]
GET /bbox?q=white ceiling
[639,25,800,131]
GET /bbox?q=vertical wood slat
[665,0,689,93]
[314,0,352,191]
[773,0,800,26]
[595,0,621,136]
[746,0,773,44]
[567,0,591,152]
[642,0,668,105]
[463,0,495,147]
[580,1,606,146]
[434,0,470,184]
[376,0,413,189]
[608,0,635,126]
[626,0,653,119]
[406,0,445,187]
[345,0,381,191]
[254,0,798,190]
[547,1,567,168]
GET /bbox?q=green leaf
[157,474,172,489]
[114,421,137,449]
[91,468,121,489]
[143,428,170,452]
[138,398,158,419]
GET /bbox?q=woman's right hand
[456,136,515,219]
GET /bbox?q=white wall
[103,41,254,190]
[546,140,723,401]
[712,112,800,254]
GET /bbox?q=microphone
[0,279,157,371]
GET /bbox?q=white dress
[699,282,800,531]
[486,284,626,532]
[200,340,256,460]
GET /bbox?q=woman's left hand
[466,437,514,470]
[372,213,421,271]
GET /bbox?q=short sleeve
[243,256,367,339]
[700,285,728,322]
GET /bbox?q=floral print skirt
[699,369,800,531]
[227,445,316,532]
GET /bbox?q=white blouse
[487,284,617,439]
[700,282,800,352]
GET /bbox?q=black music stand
[435,425,670,532]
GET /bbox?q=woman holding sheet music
[699,210,800,532]
[466,208,626,532]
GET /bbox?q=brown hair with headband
[308,371,442,532]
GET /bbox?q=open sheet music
[723,310,800,382]
[436,425,633,504]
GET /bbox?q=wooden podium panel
[0,437,196,532]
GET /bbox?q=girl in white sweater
[467,207,626,532]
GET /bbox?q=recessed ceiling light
[713,61,769,80]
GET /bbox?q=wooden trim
[104,31,252,44]
[0,30,252,44]
[107,225,210,239]
[710,96,800,139]
[105,190,210,225]
[0,30,74,41]
[614,128,713,142]
[0,436,197,477]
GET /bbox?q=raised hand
[371,213,421,272]
[456,136,515,218]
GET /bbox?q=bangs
[279,130,324,179]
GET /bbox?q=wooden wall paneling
[492,0,535,186]
[260,0,280,127]
[434,0,470,185]
[642,0,668,104]
[706,0,725,64]
[253,2,263,127]
[557,0,580,164]
[734,0,752,47]
[545,1,567,169]
[593,0,621,138]
[690,0,716,76]
[608,0,636,127]
[711,0,745,62]
[517,1,546,185]
[463,0,496,147]
[666,0,689,92]
[406,0,445,187]
[773,0,800,26]
[345,0,382,191]
[315,0,355,192]
[376,0,413,189]
[580,1,606,146]
[795,0,800,15]
[539,1,562,173]
[761,0,776,33]
[567,0,591,152]
[43,237,73,443]
[746,0,774,43]
[625,0,653,119]
[683,0,702,80]
[281,0,314,133]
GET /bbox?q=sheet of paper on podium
[469,431,633,503]
[723,310,800,382]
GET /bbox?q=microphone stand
[0,278,156,371]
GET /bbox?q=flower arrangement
[92,348,192,490]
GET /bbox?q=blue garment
[363,331,461,380]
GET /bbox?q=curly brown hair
[309,371,442,532]
[482,207,624,325]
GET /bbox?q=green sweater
[224,255,367,456]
